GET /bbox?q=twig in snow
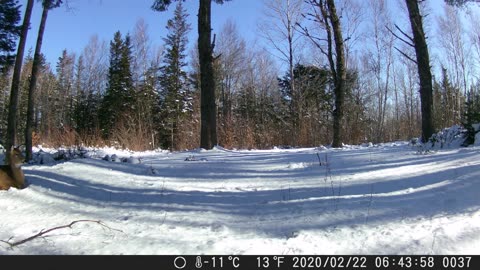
[335,180,342,211]
[160,180,166,196]
[365,184,374,224]
[323,153,331,195]
[316,152,322,166]
[1,220,123,248]
[161,211,168,225]
[431,229,438,255]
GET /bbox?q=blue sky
[21,0,480,74]
[23,0,263,67]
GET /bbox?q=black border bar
[2,255,479,270]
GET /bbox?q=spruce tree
[0,0,21,72]
[100,31,135,139]
[159,1,192,150]
[74,54,101,140]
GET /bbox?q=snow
[1,141,479,255]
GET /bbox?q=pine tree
[158,1,192,150]
[99,31,135,139]
[0,0,21,72]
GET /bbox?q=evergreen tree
[99,31,135,139]
[74,37,107,142]
[152,0,232,150]
[73,54,86,132]
[432,68,465,135]
[278,64,333,144]
[0,0,21,72]
[462,83,480,146]
[55,49,76,128]
[136,63,161,148]
[158,1,192,150]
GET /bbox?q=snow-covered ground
[0,141,479,255]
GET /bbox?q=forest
[1,0,480,155]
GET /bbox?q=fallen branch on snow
[1,220,123,248]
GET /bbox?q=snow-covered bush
[414,125,468,153]
[32,150,56,165]
[429,125,466,149]
[30,146,89,164]
[102,154,142,164]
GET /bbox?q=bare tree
[81,35,108,96]
[259,0,304,144]
[365,0,396,142]
[469,13,480,76]
[437,4,471,96]
[250,49,282,147]
[398,55,421,139]
[74,35,108,142]
[405,0,435,142]
[337,0,364,69]
[301,0,348,148]
[216,20,247,148]
[131,18,152,87]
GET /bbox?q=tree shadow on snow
[23,152,480,239]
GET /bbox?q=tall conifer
[159,1,191,150]
[100,31,135,139]
[0,0,21,71]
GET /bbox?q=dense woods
[1,0,480,152]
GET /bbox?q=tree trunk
[327,0,346,148]
[198,0,217,149]
[5,0,34,158]
[405,0,434,142]
[25,3,50,162]
[287,1,297,146]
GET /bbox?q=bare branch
[1,220,123,248]
[212,33,217,52]
[395,47,417,64]
[386,25,415,48]
[395,24,415,43]
[297,23,329,58]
